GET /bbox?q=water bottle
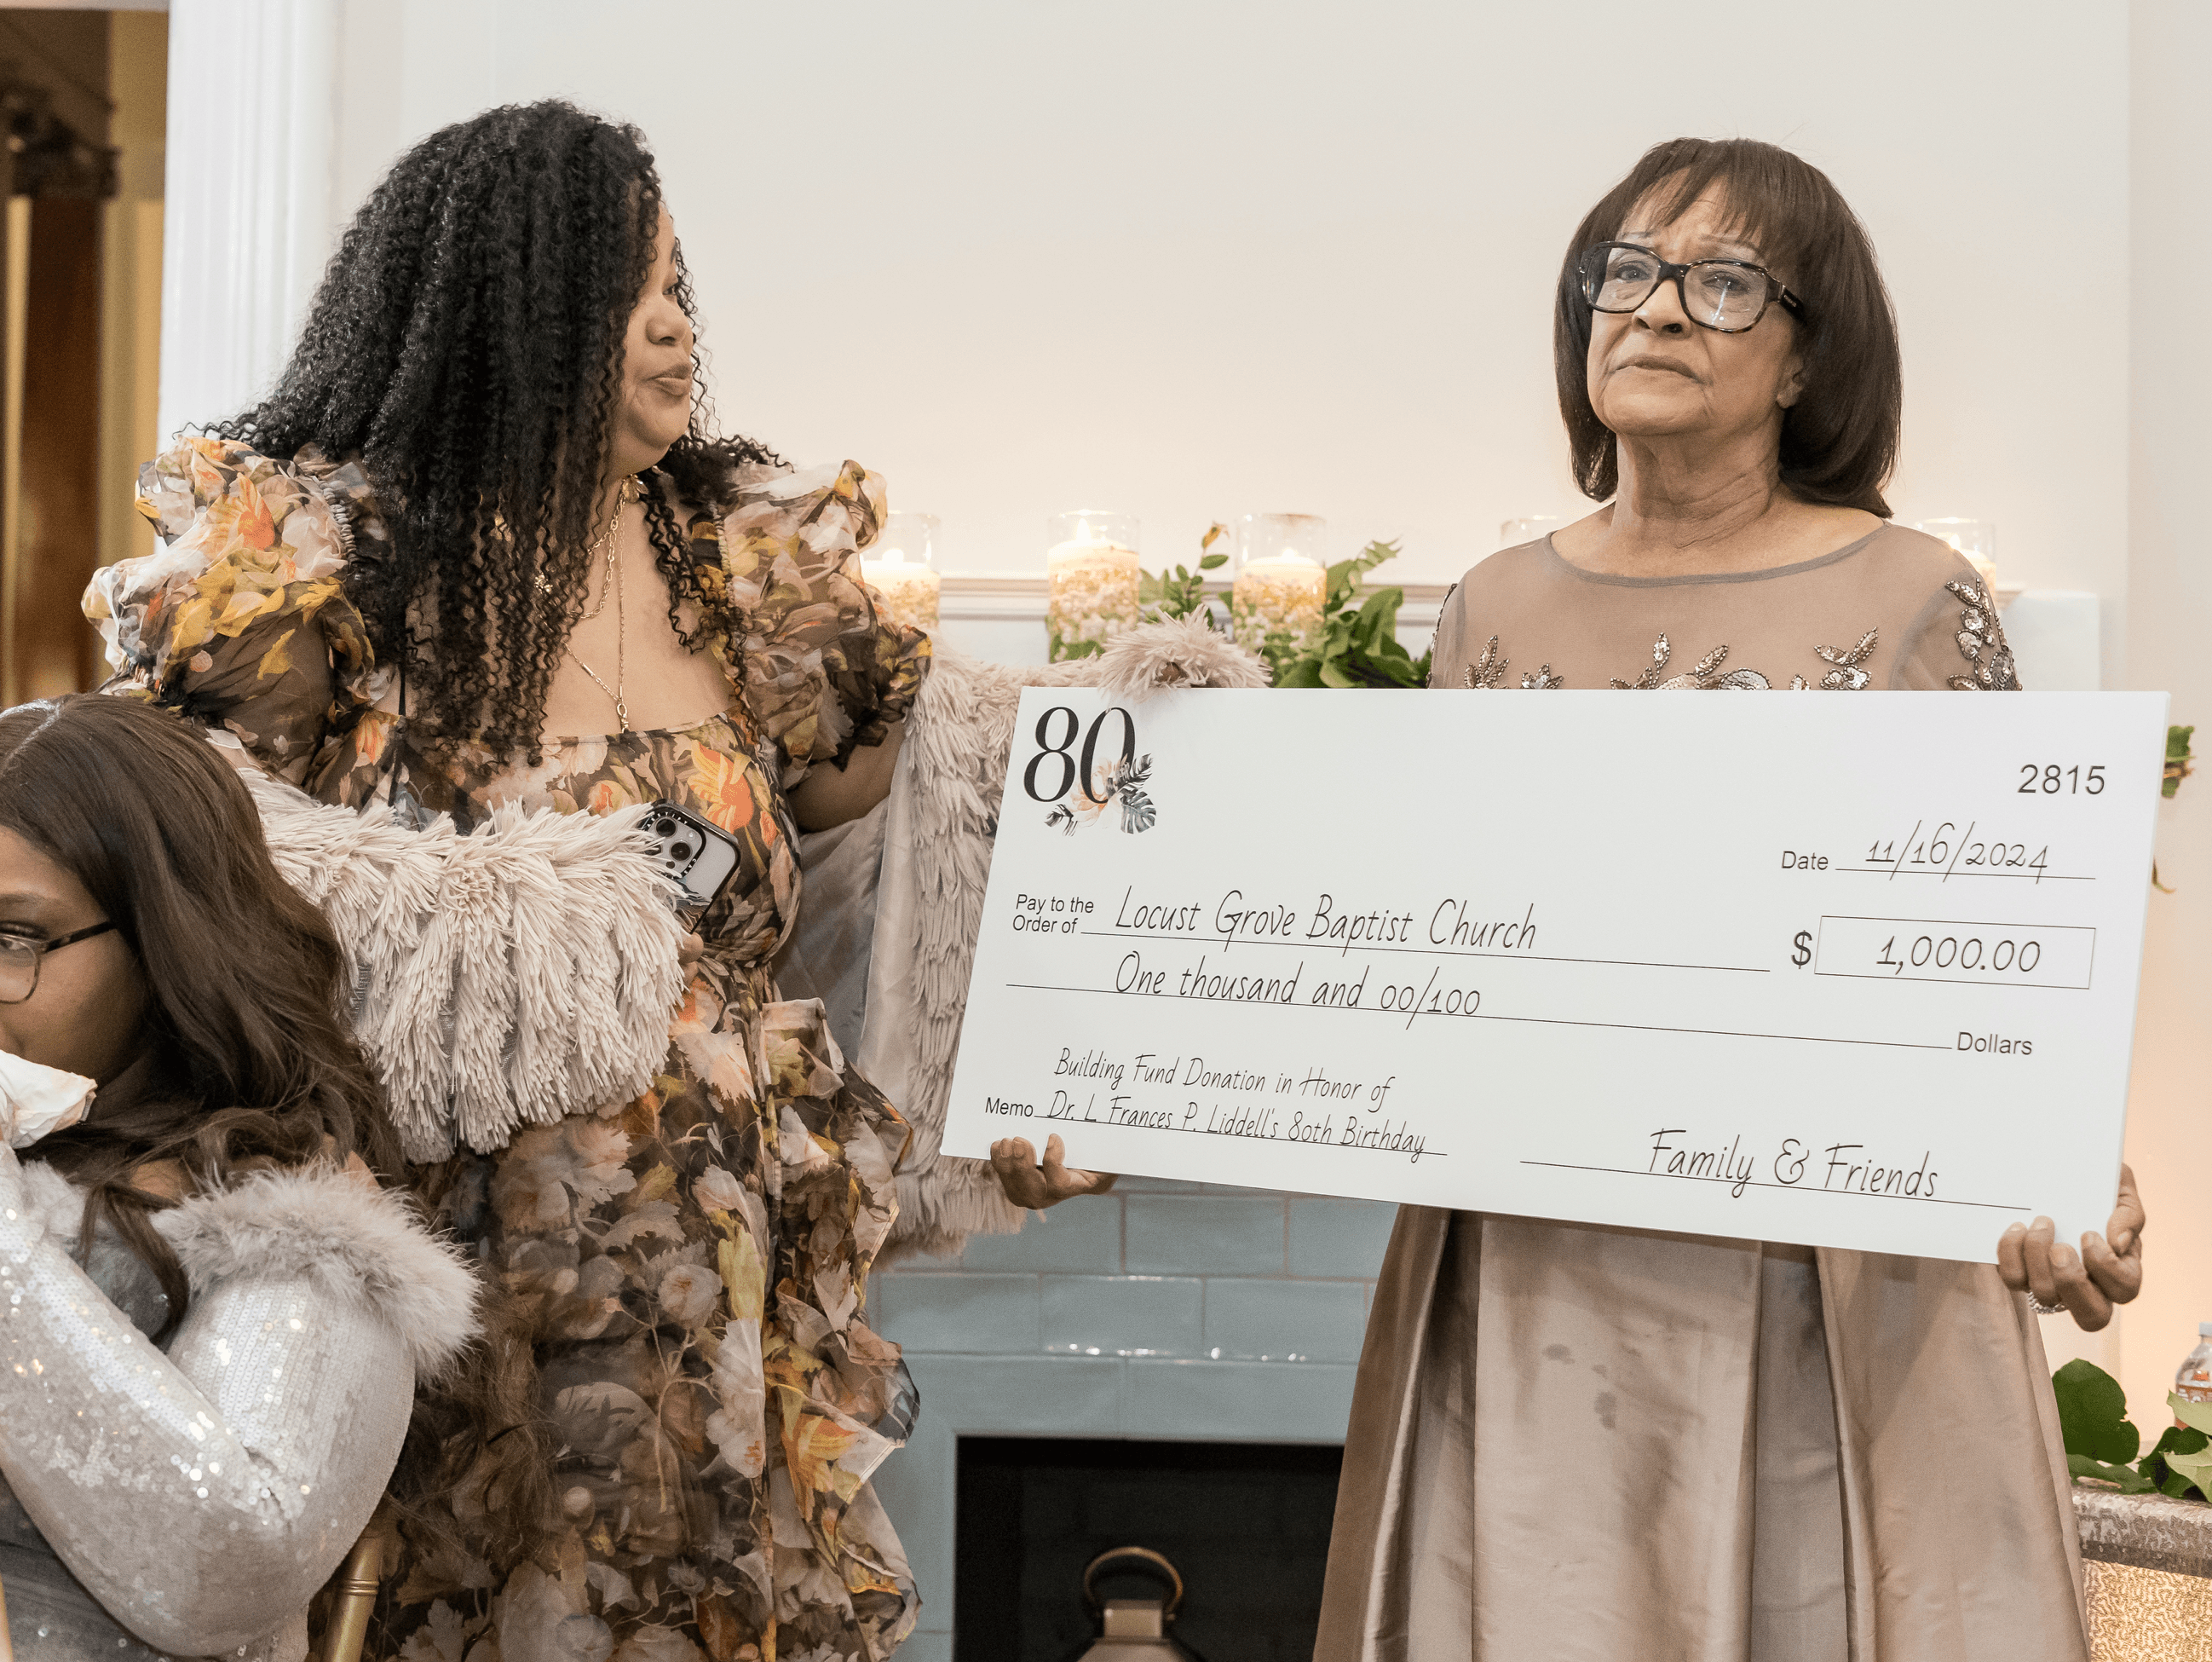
[2175,1322,2212,1427]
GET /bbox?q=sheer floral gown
[87,438,930,1660]
[1316,526,2094,1662]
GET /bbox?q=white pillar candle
[1046,516,1142,661]
[1231,555,1327,651]
[1915,519,1999,597]
[861,549,942,632]
[1231,512,1330,657]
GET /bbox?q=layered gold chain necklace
[543,476,642,732]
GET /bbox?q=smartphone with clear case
[642,800,741,920]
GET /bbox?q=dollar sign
[1791,931,1812,968]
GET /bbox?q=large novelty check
[941,690,2169,1261]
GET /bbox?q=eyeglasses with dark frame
[1578,241,1806,334]
[0,921,118,1005]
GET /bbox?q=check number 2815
[2019,763,2105,794]
[1812,915,2096,991]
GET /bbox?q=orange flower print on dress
[352,713,387,768]
[687,742,759,834]
[784,1407,861,1502]
[229,474,279,556]
[89,439,381,790]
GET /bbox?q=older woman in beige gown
[1310,138,2146,1662]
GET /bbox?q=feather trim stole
[241,770,688,1161]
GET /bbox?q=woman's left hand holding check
[989,1134,1118,1209]
[1998,1163,2144,1331]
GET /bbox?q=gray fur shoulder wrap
[850,618,1268,1257]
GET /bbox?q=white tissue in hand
[0,1049,95,1146]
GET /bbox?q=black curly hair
[214,101,776,756]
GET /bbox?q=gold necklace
[573,477,637,621]
[553,476,640,733]
[568,543,629,732]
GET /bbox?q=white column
[157,0,339,442]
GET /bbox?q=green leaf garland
[1270,540,1433,690]
[2054,1359,2140,1463]
[2051,1359,2210,1503]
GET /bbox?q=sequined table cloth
[2076,1486,2212,1661]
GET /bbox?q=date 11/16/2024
[1780,824,2059,882]
[1778,816,2079,887]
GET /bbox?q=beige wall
[2115,0,2212,1430]
[300,0,2135,601]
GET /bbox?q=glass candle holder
[1500,514,1563,548]
[1046,511,1141,661]
[862,511,941,632]
[1915,518,1997,595]
[1230,512,1327,655]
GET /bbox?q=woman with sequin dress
[1314,139,2146,1661]
[84,104,926,1658]
[0,695,476,1660]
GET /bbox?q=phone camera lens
[671,841,694,862]
[654,818,677,838]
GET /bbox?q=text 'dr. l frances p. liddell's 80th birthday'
[942,689,2168,1261]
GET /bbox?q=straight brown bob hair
[1556,137,1903,516]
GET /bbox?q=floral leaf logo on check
[1045,753,1156,837]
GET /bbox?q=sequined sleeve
[713,459,930,790]
[0,1150,418,1657]
[1893,566,2025,691]
[82,436,380,785]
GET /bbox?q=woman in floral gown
[84,102,924,1660]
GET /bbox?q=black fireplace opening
[953,1435,1344,1662]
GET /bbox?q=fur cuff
[1094,615,1271,701]
[14,1156,87,1242]
[888,1162,1025,1264]
[155,1168,479,1380]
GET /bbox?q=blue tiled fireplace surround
[872,1178,1397,1659]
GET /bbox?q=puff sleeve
[84,437,381,783]
[712,459,930,790]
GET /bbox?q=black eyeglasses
[1578,241,1806,333]
[0,922,118,1005]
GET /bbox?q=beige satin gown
[1316,527,2091,1662]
